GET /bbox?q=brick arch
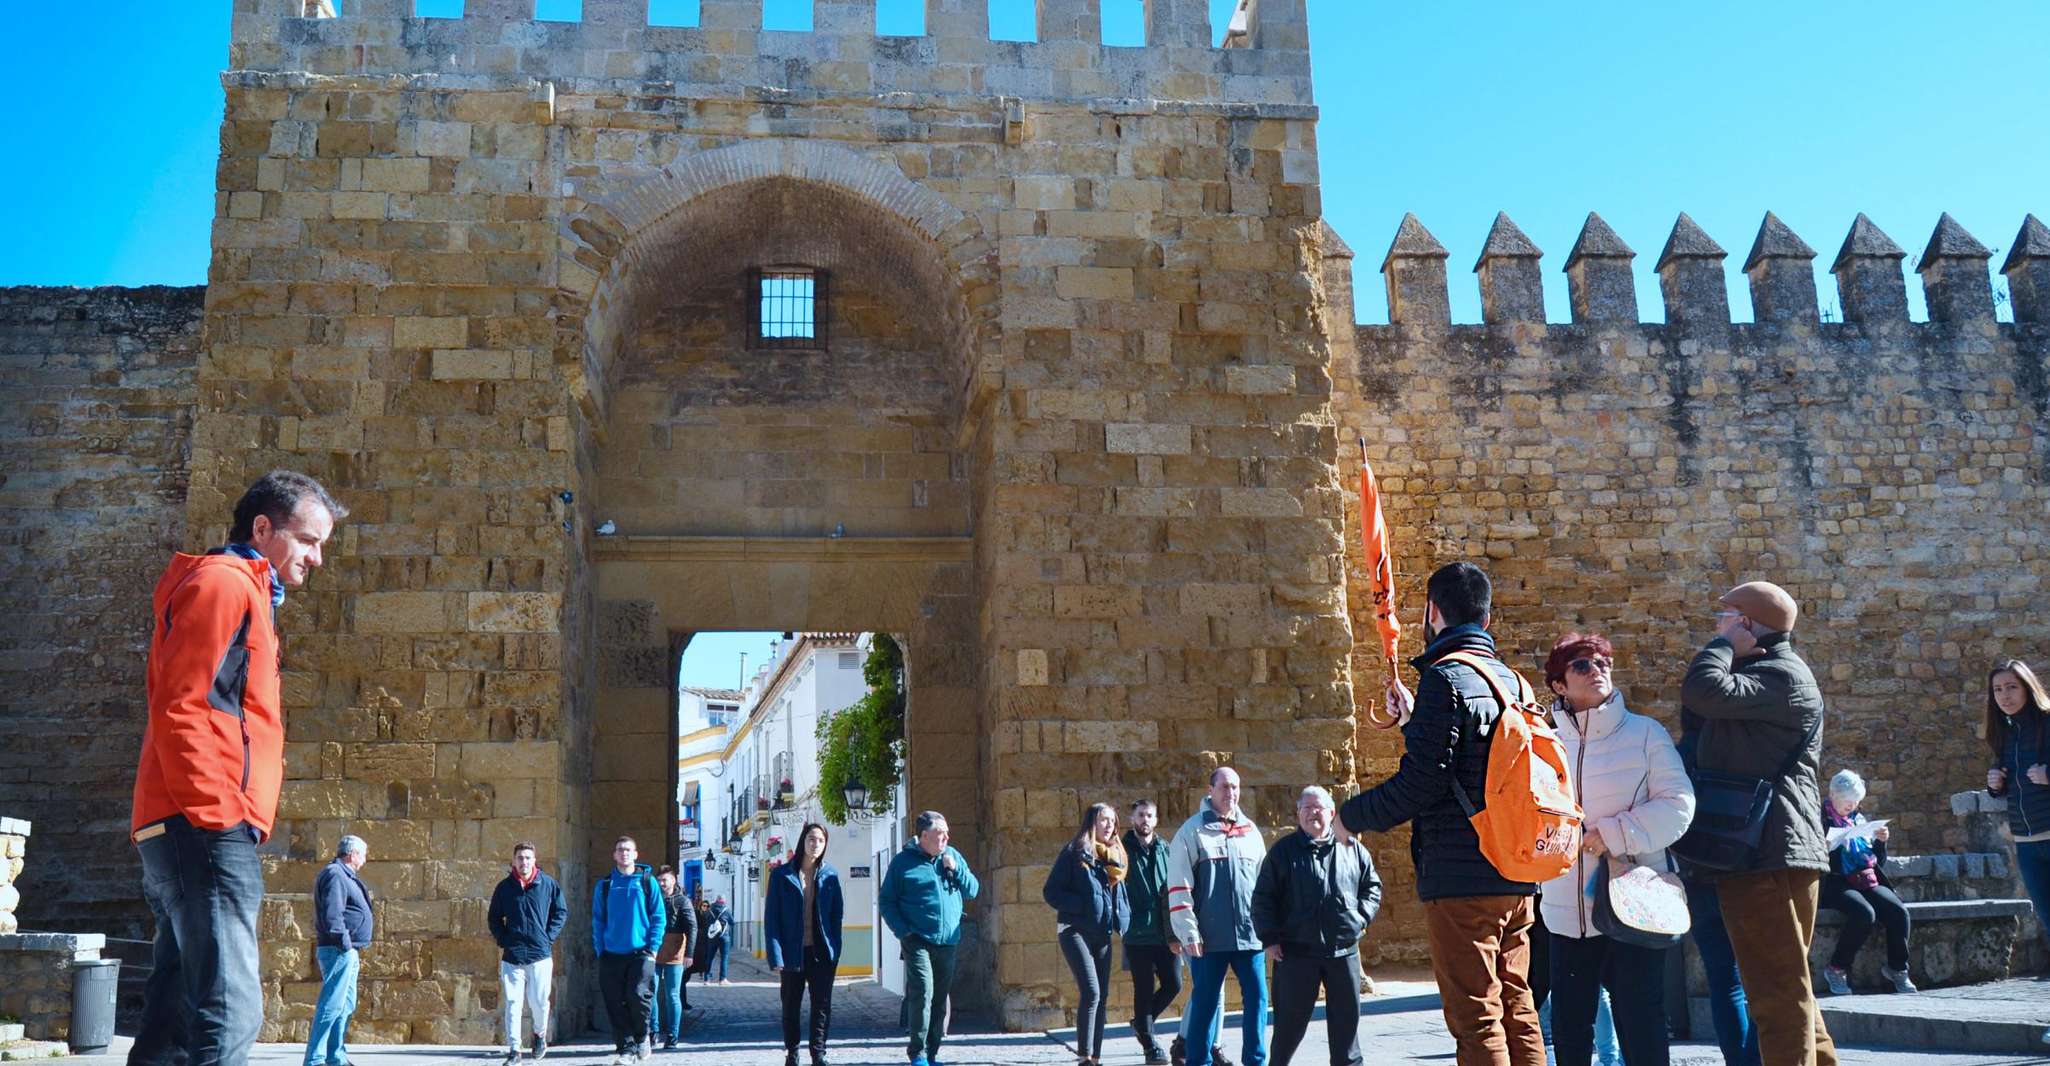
[554,139,1001,427]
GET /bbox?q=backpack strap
[1433,651,1532,818]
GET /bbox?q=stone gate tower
[209,0,1353,1039]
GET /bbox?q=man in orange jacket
[129,471,345,1066]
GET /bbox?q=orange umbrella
[1358,440,1403,729]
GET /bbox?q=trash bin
[70,958,120,1053]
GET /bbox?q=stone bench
[1811,897,2036,991]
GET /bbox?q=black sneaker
[529,1036,546,1061]
[1169,1036,1186,1066]
[784,1051,799,1066]
[1143,1046,1168,1066]
[1212,1046,1235,1066]
[502,1048,518,1065]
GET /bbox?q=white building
[680,633,905,983]
[676,686,742,901]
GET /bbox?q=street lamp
[841,780,870,813]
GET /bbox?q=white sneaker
[1881,966,1918,993]
[636,1043,651,1062]
[1822,966,1852,996]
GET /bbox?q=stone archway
[556,145,998,1017]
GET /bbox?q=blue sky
[679,631,785,693]
[6,2,2045,323]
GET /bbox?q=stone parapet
[0,932,104,1045]
[226,0,1315,108]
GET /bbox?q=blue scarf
[214,542,286,608]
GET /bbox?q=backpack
[1437,651,1583,883]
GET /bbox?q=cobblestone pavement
[69,955,2049,1066]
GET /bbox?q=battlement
[227,0,1313,110]
[1364,210,2050,330]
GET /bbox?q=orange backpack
[1437,651,1583,883]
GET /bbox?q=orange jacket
[131,553,284,840]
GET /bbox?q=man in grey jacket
[1681,580,1838,1066]
[1166,768,1269,1066]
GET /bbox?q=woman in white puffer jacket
[1538,633,1696,1066]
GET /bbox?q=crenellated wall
[1331,209,2050,963]
[227,0,1313,108]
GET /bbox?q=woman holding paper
[1818,770,1914,995]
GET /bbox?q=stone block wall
[0,288,203,939]
[1333,209,2050,962]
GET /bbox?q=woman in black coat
[1988,659,2050,956]
[1042,802,1129,1066]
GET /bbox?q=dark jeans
[598,952,656,1051]
[1269,952,1362,1066]
[128,816,265,1066]
[1549,935,1668,1066]
[902,937,957,1061]
[1127,943,1182,1051]
[2012,840,2050,952]
[780,943,837,1059]
[1820,882,1909,971]
[1684,881,1758,1066]
[1058,926,1113,1059]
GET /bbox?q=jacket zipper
[2020,729,2038,838]
[1573,712,1589,938]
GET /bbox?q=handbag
[1593,855,1690,948]
[1669,714,1821,872]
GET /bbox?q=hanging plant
[817,633,906,825]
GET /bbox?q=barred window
[750,267,827,350]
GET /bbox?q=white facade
[676,686,742,902]
[681,633,905,979]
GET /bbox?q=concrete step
[0,1040,67,1061]
[0,1029,22,1045]
[1692,976,2050,1055]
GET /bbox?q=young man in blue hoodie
[592,836,665,1065]
[879,811,979,1066]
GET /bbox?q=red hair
[1544,632,1614,690]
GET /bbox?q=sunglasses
[1568,657,1613,676]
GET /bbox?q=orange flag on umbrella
[1358,444,1403,728]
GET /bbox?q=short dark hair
[1427,562,1492,629]
[229,470,346,542]
[656,864,675,877]
[614,835,637,848]
[512,841,536,856]
[1130,799,1156,813]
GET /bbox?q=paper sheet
[1825,818,1888,850]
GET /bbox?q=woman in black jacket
[1042,802,1129,1066]
[1988,659,2050,954]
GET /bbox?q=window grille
[750,267,827,349]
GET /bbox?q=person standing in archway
[592,837,665,1065]
[768,823,844,1066]
[1043,803,1130,1066]
[129,470,345,1066]
[880,811,980,1066]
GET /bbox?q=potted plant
[777,777,796,803]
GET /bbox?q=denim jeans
[304,947,360,1066]
[1184,949,1268,1066]
[1684,881,1760,1066]
[128,816,265,1066]
[1539,988,1618,1064]
[1549,935,1666,1066]
[2014,839,2050,953]
[655,963,684,1043]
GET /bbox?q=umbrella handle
[1364,656,1403,730]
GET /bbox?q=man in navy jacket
[305,836,372,1066]
[489,842,567,1063]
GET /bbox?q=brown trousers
[1717,868,1839,1066]
[1422,894,1546,1066]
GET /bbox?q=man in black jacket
[489,842,569,1063]
[1254,786,1381,1066]
[1338,562,1542,1066]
